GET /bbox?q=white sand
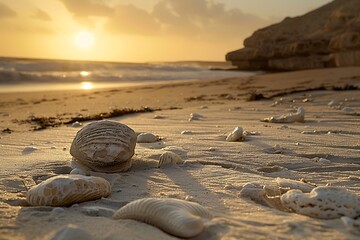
[0,67,360,239]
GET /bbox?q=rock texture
[226,0,360,71]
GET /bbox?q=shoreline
[0,67,360,239]
[1,67,359,133]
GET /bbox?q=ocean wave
[0,58,253,86]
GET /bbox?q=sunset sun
[75,31,94,49]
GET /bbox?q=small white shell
[70,120,136,173]
[158,151,184,168]
[226,127,243,142]
[137,133,159,143]
[189,113,203,121]
[280,186,360,219]
[71,121,82,128]
[113,198,212,238]
[328,100,341,108]
[275,178,315,193]
[181,130,193,135]
[239,182,285,211]
[26,175,111,207]
[262,107,305,123]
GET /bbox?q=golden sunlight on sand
[80,81,93,90]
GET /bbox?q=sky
[0,0,332,62]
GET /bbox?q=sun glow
[75,31,94,49]
[80,81,93,90]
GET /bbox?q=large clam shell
[113,198,212,238]
[70,120,136,173]
[26,175,111,207]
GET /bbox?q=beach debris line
[226,127,244,142]
[1,128,13,134]
[136,132,160,143]
[26,175,111,207]
[113,198,213,238]
[261,107,305,123]
[70,120,136,173]
[19,107,156,131]
[65,107,156,125]
[158,151,185,168]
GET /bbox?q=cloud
[60,0,271,39]
[60,0,113,27]
[152,0,269,39]
[0,2,17,19]
[106,4,161,35]
[32,8,52,21]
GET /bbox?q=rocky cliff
[226,0,360,71]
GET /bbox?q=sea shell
[189,113,203,121]
[26,175,111,207]
[262,107,305,123]
[275,178,315,194]
[239,182,286,211]
[71,121,82,128]
[226,127,244,142]
[181,130,193,135]
[70,120,136,173]
[280,186,360,219]
[158,151,185,168]
[113,198,212,238]
[137,133,159,143]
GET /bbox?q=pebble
[71,121,82,128]
[181,130,193,135]
[22,146,38,154]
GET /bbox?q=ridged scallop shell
[113,198,212,238]
[26,175,111,206]
[158,151,184,168]
[226,127,243,142]
[281,186,360,219]
[137,133,159,143]
[70,120,136,173]
[262,107,305,123]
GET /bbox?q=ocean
[0,57,256,93]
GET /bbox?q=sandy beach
[1,67,360,239]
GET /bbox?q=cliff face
[226,0,360,71]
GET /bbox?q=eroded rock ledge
[226,0,360,71]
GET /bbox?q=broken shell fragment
[158,151,184,168]
[262,107,305,123]
[275,178,315,194]
[281,186,360,219]
[113,198,212,238]
[26,175,111,207]
[137,133,159,143]
[70,120,136,173]
[189,113,203,121]
[226,127,244,142]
